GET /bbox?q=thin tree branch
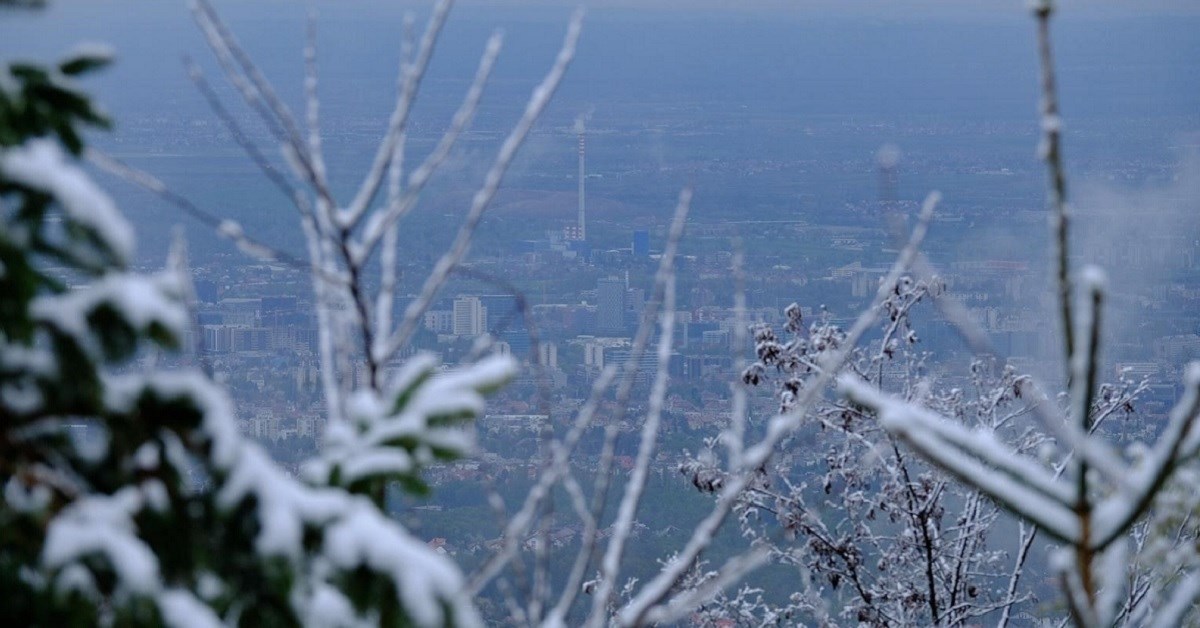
[382,9,583,362]
[1032,0,1074,377]
[339,0,453,230]
[356,31,504,266]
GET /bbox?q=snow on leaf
[63,42,116,64]
[4,477,52,513]
[0,139,133,263]
[32,271,187,359]
[316,354,513,488]
[58,42,115,76]
[2,379,43,414]
[104,371,242,470]
[0,345,57,378]
[216,444,344,559]
[386,351,440,414]
[42,487,161,596]
[303,583,370,628]
[158,589,223,628]
[322,500,483,628]
[337,449,415,484]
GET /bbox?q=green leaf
[9,63,49,83]
[426,409,476,427]
[397,475,430,497]
[389,368,435,415]
[59,55,111,77]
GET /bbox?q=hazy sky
[458,0,1200,16]
[3,0,1196,126]
[2,0,1195,267]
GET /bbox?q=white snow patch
[0,344,56,377]
[135,442,160,470]
[54,563,98,599]
[0,139,133,262]
[323,500,481,627]
[1079,264,1108,293]
[5,477,51,513]
[158,588,223,628]
[197,572,224,601]
[64,42,116,64]
[1041,113,1062,134]
[42,487,161,595]
[2,380,43,414]
[32,271,187,357]
[217,220,243,241]
[142,479,169,513]
[304,584,370,628]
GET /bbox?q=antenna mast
[577,121,586,241]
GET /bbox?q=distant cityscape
[113,108,1199,477]
[46,9,1191,584]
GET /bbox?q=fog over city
[1,1,1198,625]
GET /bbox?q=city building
[453,296,488,337]
[479,294,520,333]
[596,277,626,335]
[632,230,649,257]
[424,309,454,334]
[538,342,558,369]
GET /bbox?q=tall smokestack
[576,119,586,241]
[876,143,900,213]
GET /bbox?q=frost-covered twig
[383,10,582,363]
[1033,0,1074,374]
[185,0,580,414]
[163,6,600,622]
[582,187,690,625]
[1091,364,1200,550]
[745,191,937,467]
[640,546,772,626]
[846,379,1072,506]
[1148,573,1200,628]
[303,10,328,196]
[590,268,677,617]
[471,192,685,605]
[862,3,1200,621]
[615,193,940,627]
[996,522,1038,628]
[339,0,453,230]
[357,32,503,264]
[86,150,318,274]
[726,242,749,470]
[468,363,618,596]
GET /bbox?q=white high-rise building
[452,296,487,337]
[538,342,558,369]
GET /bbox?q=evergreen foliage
[0,50,512,627]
